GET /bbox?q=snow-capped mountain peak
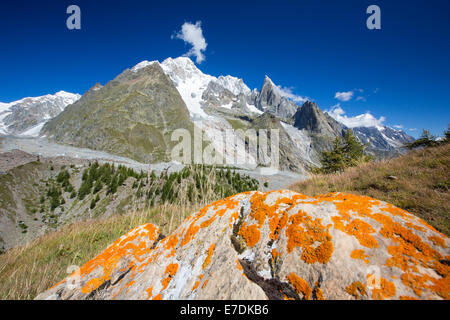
[161,57,214,83]
[263,75,275,86]
[215,75,251,96]
[160,57,215,119]
[130,56,262,119]
[0,91,80,136]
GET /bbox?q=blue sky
[0,0,449,137]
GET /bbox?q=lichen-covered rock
[36,190,449,300]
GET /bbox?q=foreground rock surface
[36,190,449,300]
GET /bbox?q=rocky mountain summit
[36,190,449,300]
[252,76,298,119]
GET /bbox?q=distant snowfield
[20,122,46,137]
[0,91,80,136]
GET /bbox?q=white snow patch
[246,103,263,114]
[20,122,46,137]
[131,60,158,72]
[215,75,251,96]
[161,57,215,119]
[160,57,255,119]
[219,102,233,110]
[0,91,80,136]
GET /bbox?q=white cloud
[393,125,403,129]
[275,86,308,104]
[334,91,354,102]
[409,128,418,132]
[172,21,207,64]
[325,104,386,128]
[355,96,366,102]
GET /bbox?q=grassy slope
[0,204,199,299]
[290,143,450,235]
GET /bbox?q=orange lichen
[400,296,418,300]
[201,279,209,289]
[153,294,162,300]
[247,192,306,241]
[285,210,333,264]
[163,233,179,257]
[345,281,366,299]
[202,243,216,269]
[180,223,200,247]
[178,196,240,248]
[82,278,103,294]
[161,263,178,290]
[79,223,160,294]
[269,212,289,241]
[332,217,378,248]
[236,259,243,270]
[401,271,450,300]
[318,192,449,300]
[350,249,370,264]
[318,193,379,218]
[238,223,261,247]
[313,286,325,300]
[380,218,444,274]
[165,263,179,275]
[146,287,153,299]
[192,281,200,290]
[428,236,447,248]
[369,276,396,300]
[286,272,312,300]
[405,222,425,232]
[401,273,426,297]
[271,248,281,260]
[249,192,271,226]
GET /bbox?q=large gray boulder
[36,190,449,300]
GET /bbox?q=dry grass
[290,143,450,236]
[0,203,199,300]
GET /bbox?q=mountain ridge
[3,56,415,171]
[0,91,80,136]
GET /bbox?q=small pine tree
[93,180,103,194]
[319,130,371,174]
[406,129,438,149]
[90,198,96,209]
[320,137,346,174]
[444,124,450,143]
[342,129,366,167]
